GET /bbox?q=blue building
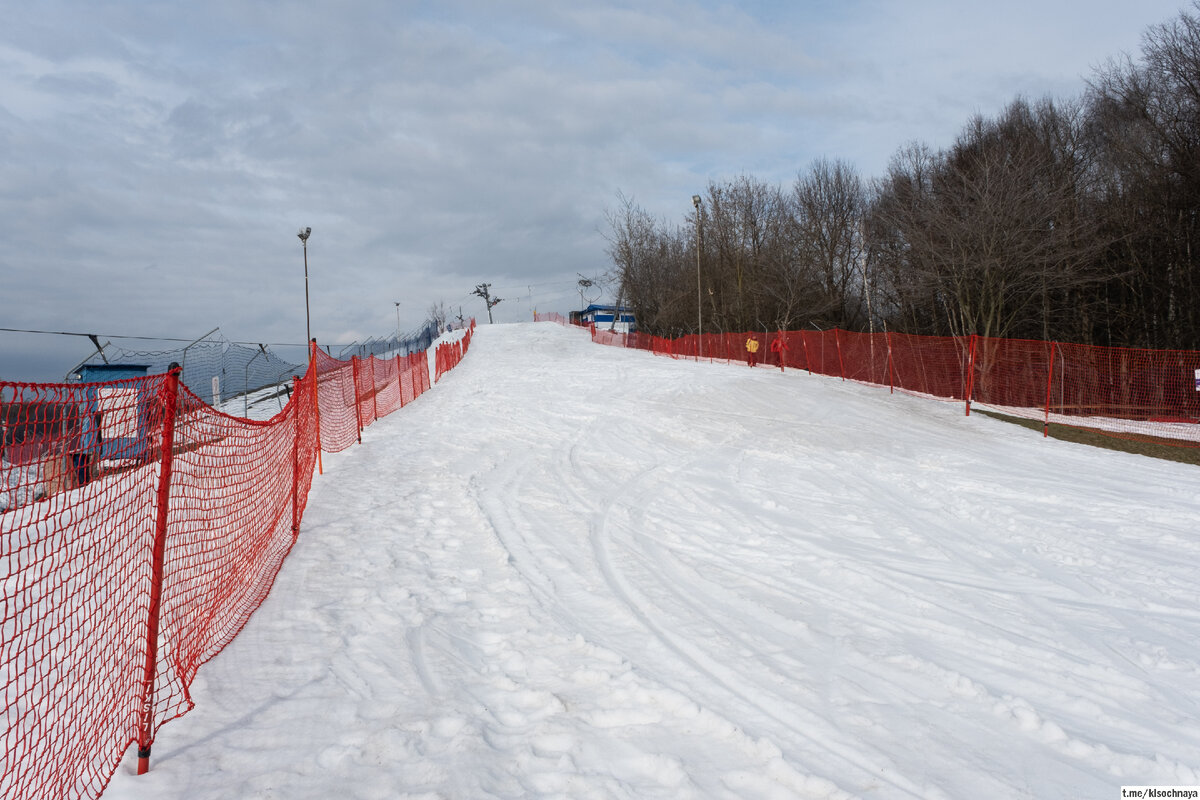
[571,304,636,332]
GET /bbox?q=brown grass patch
[973,409,1200,467]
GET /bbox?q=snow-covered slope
[104,321,1200,799]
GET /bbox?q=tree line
[606,4,1200,349]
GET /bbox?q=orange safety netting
[1,325,473,800]
[434,327,474,383]
[532,312,569,325]
[587,324,1200,446]
[311,349,433,453]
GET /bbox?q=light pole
[298,227,312,362]
[394,301,402,340]
[692,194,703,359]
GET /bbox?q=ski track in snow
[103,322,1200,800]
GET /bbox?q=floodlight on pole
[298,227,312,363]
[692,195,703,359]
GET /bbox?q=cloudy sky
[0,0,1189,381]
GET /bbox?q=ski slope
[103,321,1200,799]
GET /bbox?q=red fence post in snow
[1044,341,1057,438]
[136,365,181,775]
[964,335,977,417]
[350,356,363,444]
[309,340,323,475]
[368,356,379,422]
[887,331,895,394]
[292,376,301,542]
[400,355,410,407]
[835,328,846,381]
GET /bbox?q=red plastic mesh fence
[532,312,593,329]
[885,333,970,400]
[583,322,1200,446]
[311,347,434,453]
[2,376,167,799]
[435,326,474,382]
[532,312,569,325]
[977,339,1200,444]
[1,328,471,800]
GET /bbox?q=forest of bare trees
[606,4,1200,349]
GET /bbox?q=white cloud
[0,0,1192,378]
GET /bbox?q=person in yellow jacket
[745,334,760,367]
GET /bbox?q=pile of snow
[104,321,1200,799]
[0,458,43,512]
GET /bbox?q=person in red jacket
[770,328,788,372]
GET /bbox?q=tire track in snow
[492,392,932,797]
[560,369,1200,793]
[468,404,864,798]
[724,414,1200,782]
[582,446,935,799]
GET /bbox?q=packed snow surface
[104,321,1200,799]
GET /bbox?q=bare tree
[867,141,952,335]
[602,6,1200,348]
[604,192,694,335]
[472,283,502,324]
[792,159,869,329]
[869,100,1107,341]
[697,176,797,331]
[427,301,449,331]
[1086,2,1200,348]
